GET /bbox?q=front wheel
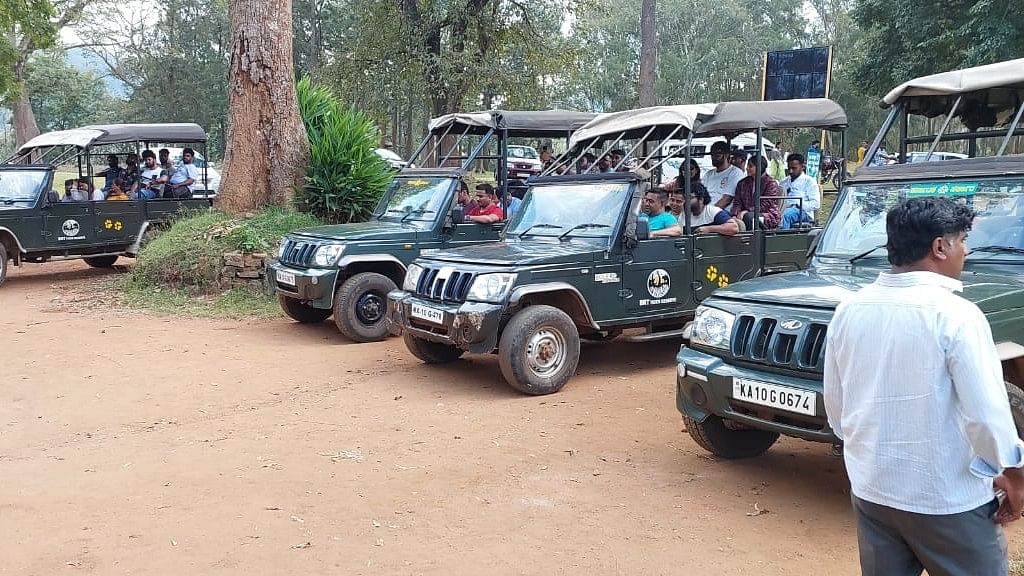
[0,243,8,287]
[333,272,396,342]
[278,295,333,323]
[681,413,779,459]
[498,305,581,395]
[403,333,464,364]
[84,255,119,268]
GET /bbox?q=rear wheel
[0,243,8,287]
[333,272,396,342]
[682,413,779,459]
[278,295,333,323]
[84,255,119,268]
[498,305,581,395]
[403,333,464,364]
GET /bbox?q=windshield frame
[502,179,636,249]
[0,166,53,205]
[815,174,1024,265]
[374,175,457,228]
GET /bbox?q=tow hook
[830,443,843,457]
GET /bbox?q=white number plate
[732,379,816,416]
[276,270,296,285]
[410,303,444,325]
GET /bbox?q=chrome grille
[414,266,475,302]
[279,239,317,267]
[731,315,828,371]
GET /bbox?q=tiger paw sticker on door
[103,219,123,231]
[705,265,730,288]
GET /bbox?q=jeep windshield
[817,177,1024,262]
[506,181,631,243]
[376,176,453,225]
[0,169,48,203]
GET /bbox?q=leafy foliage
[0,0,56,103]
[295,76,395,223]
[26,51,123,131]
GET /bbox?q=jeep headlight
[691,305,735,350]
[466,273,517,303]
[403,263,424,291]
[313,243,345,266]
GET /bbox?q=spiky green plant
[296,76,395,223]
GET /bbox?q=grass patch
[114,277,282,319]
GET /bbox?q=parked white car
[507,145,543,179]
[375,147,409,170]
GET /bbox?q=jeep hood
[290,221,420,242]
[713,265,1024,313]
[421,240,603,267]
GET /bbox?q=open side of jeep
[385,99,848,395]
[270,109,596,342]
[0,123,214,287]
[676,58,1024,459]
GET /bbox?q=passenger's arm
[468,213,500,224]
[714,194,733,209]
[650,223,681,238]
[696,220,739,236]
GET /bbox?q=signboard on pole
[761,46,833,101]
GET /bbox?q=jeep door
[94,199,143,247]
[689,232,760,306]
[623,234,692,315]
[445,221,503,249]
[42,201,96,248]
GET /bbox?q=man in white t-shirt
[168,148,199,198]
[701,141,745,211]
[681,186,739,235]
[137,150,165,199]
[779,153,821,229]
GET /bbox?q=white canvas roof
[18,123,207,152]
[569,104,718,148]
[427,112,495,134]
[18,128,105,150]
[883,58,1024,105]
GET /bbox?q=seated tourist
[80,178,103,201]
[732,155,781,230]
[101,154,125,193]
[467,184,503,223]
[688,186,739,236]
[166,147,198,198]
[642,190,681,238]
[123,153,141,197]
[61,179,86,202]
[105,178,130,201]
[779,153,820,229]
[137,150,165,199]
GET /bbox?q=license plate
[276,270,296,285]
[732,378,816,416]
[410,303,444,325]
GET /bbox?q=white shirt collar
[875,270,963,293]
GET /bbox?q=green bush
[296,76,395,223]
[130,207,320,293]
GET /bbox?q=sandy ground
[1,261,1017,575]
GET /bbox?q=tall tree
[216,0,309,214]
[26,51,121,131]
[638,0,656,107]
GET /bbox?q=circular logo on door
[647,268,671,298]
[62,219,80,237]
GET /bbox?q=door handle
[739,237,751,246]
[674,239,686,248]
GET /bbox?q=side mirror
[806,227,823,258]
[451,205,465,225]
[636,218,650,241]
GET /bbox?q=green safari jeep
[270,109,595,342]
[385,99,847,394]
[0,123,214,286]
[675,60,1024,458]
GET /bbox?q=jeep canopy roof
[17,123,207,152]
[692,98,848,136]
[427,110,597,137]
[882,58,1024,121]
[568,104,718,146]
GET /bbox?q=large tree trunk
[217,0,309,215]
[638,0,657,107]
[11,92,41,148]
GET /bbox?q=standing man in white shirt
[701,141,744,212]
[824,197,1024,576]
[779,153,820,229]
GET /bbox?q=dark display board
[762,47,832,101]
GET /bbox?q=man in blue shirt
[642,190,681,238]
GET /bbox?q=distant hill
[66,48,129,98]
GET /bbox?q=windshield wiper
[558,223,610,240]
[401,209,435,223]
[968,245,1024,258]
[848,244,887,265]
[517,223,562,238]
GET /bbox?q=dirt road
[1,263,1015,575]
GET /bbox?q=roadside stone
[224,251,245,268]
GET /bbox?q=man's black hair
[691,183,711,205]
[610,149,625,156]
[710,141,730,153]
[886,197,974,267]
[581,152,596,162]
[183,147,195,156]
[475,183,496,196]
[787,153,806,165]
[141,150,156,160]
[646,189,669,203]
[811,140,821,146]
[107,154,119,162]
[729,149,748,160]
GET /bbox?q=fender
[336,254,407,271]
[127,221,151,255]
[0,226,26,253]
[508,282,600,330]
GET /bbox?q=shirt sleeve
[802,179,821,211]
[946,306,1024,476]
[712,209,731,225]
[823,320,844,441]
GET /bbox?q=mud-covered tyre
[682,413,779,459]
[84,255,119,268]
[1006,381,1024,438]
[278,295,333,323]
[498,305,581,395]
[0,243,8,287]
[333,272,396,342]
[403,333,464,364]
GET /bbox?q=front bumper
[268,260,339,309]
[676,345,838,443]
[386,290,504,354]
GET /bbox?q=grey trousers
[854,496,1008,576]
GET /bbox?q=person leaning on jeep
[642,189,681,238]
[466,184,503,224]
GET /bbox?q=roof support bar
[865,103,901,167]
[997,101,1024,157]
[615,126,658,172]
[640,124,684,170]
[439,125,474,164]
[422,123,455,168]
[554,136,601,176]
[582,131,625,174]
[924,95,962,161]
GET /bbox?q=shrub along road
[3,262,1011,575]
